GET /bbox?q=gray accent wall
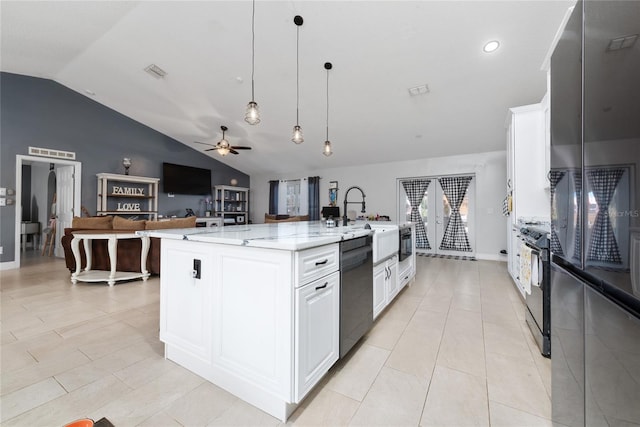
[0,72,249,263]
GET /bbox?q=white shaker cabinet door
[386,256,400,303]
[160,240,215,365]
[294,271,340,402]
[373,263,387,319]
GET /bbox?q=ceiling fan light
[244,101,260,125]
[292,125,304,144]
[323,140,333,157]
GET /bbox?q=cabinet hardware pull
[315,259,328,266]
[315,282,328,291]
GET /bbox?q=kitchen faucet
[343,186,366,226]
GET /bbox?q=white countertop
[138,221,401,251]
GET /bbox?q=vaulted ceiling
[1,1,575,175]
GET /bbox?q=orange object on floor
[63,419,94,427]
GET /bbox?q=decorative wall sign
[329,181,338,206]
[112,186,145,196]
[116,202,141,211]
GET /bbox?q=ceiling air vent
[144,64,167,79]
[408,84,430,96]
[29,146,76,160]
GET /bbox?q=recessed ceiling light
[144,64,167,79]
[408,84,430,96]
[483,40,500,53]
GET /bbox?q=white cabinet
[96,173,159,220]
[160,240,214,365]
[294,271,339,400]
[398,254,414,289]
[214,185,249,225]
[506,103,550,288]
[373,255,398,319]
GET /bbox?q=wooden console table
[70,231,150,286]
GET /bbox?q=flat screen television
[162,162,212,195]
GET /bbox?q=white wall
[250,150,508,261]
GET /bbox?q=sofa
[264,214,310,223]
[61,215,197,275]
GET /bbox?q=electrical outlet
[0,198,6,206]
[0,246,3,255]
[0,188,6,196]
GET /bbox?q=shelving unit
[96,173,159,220]
[213,185,249,225]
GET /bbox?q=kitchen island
[140,222,377,421]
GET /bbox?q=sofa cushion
[71,215,113,229]
[145,216,197,230]
[113,216,147,230]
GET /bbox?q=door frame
[14,155,82,268]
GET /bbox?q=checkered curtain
[402,179,431,250]
[549,170,565,256]
[438,176,473,252]
[572,170,582,262]
[586,168,624,264]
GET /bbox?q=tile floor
[1,252,552,426]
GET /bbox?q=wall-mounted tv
[162,162,212,195]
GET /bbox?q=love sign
[117,202,141,211]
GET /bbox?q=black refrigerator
[550,1,640,426]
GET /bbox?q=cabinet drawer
[295,244,339,286]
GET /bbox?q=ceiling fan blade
[230,146,252,150]
[230,149,239,155]
[204,148,218,152]
[194,141,216,146]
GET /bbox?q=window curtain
[438,176,473,252]
[268,180,279,215]
[572,170,582,262]
[586,168,624,264]
[277,180,288,215]
[402,179,431,250]
[308,176,320,220]
[549,170,565,256]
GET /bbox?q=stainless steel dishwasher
[339,234,373,358]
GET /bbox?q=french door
[398,174,475,257]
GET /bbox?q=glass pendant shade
[323,140,333,156]
[292,125,304,144]
[244,101,260,125]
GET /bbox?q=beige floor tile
[0,377,67,422]
[349,366,428,426]
[436,328,487,378]
[207,398,281,426]
[113,356,177,389]
[385,326,441,380]
[365,317,408,350]
[486,352,551,419]
[380,293,423,323]
[483,321,533,361]
[444,308,483,337]
[405,308,448,333]
[138,411,183,426]
[2,375,130,427]
[325,344,390,402]
[288,387,360,426]
[87,365,204,425]
[420,365,489,426]
[488,400,553,426]
[482,302,522,332]
[417,290,452,313]
[451,292,482,312]
[165,381,239,426]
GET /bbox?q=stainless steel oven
[521,225,551,358]
[399,225,412,262]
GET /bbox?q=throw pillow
[145,216,197,230]
[71,215,113,229]
[113,216,147,230]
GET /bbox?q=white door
[399,175,476,257]
[54,165,75,257]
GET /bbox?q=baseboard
[476,253,508,262]
[0,261,19,270]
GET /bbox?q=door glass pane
[442,190,470,236]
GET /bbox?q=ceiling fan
[195,126,252,156]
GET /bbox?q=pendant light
[291,15,304,144]
[244,0,260,125]
[323,62,333,157]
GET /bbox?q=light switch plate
[0,188,6,196]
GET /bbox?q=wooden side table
[70,231,150,286]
